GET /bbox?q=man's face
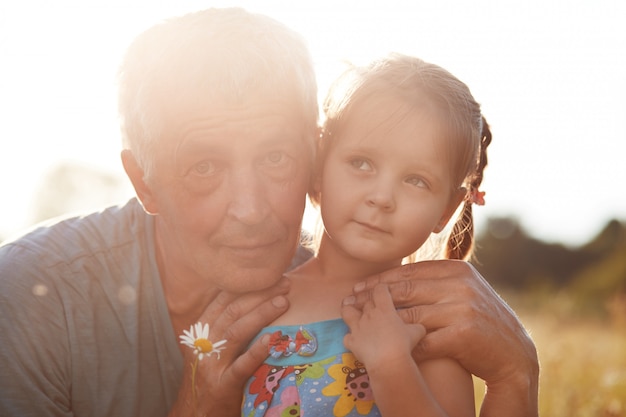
[146,99,312,293]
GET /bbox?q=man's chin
[218,266,287,293]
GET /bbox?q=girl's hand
[342,283,425,368]
[343,260,539,417]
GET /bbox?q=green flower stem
[190,355,199,417]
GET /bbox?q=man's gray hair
[117,7,319,180]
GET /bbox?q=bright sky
[1,0,625,246]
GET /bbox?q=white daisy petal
[194,323,203,338]
[179,322,227,361]
[213,339,227,349]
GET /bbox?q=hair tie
[469,189,486,206]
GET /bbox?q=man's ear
[308,128,325,206]
[433,187,467,233]
[121,150,159,215]
[308,171,322,206]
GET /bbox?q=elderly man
[0,8,537,417]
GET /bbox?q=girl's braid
[445,116,492,260]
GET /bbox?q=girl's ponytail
[445,116,492,260]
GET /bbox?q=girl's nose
[366,183,395,211]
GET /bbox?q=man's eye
[350,158,372,171]
[266,151,285,165]
[190,161,215,176]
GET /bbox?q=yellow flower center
[194,338,213,353]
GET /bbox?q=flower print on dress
[268,326,318,358]
[248,364,297,410]
[322,353,375,417]
[265,386,301,417]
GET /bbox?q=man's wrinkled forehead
[157,95,311,147]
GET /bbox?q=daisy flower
[180,322,227,360]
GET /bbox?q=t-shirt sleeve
[0,243,73,417]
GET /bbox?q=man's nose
[226,168,269,225]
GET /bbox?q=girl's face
[318,95,464,266]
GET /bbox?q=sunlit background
[1,0,625,246]
[1,1,625,415]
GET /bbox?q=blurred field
[473,291,626,417]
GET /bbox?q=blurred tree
[567,220,626,314]
[474,217,610,289]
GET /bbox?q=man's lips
[222,239,279,256]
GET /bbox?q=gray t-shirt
[0,199,181,417]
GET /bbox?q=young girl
[242,53,492,417]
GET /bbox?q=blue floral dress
[242,318,382,417]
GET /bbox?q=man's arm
[343,260,539,417]
[0,247,72,417]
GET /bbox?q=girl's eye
[350,158,372,171]
[406,176,428,188]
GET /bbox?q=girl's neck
[273,236,402,326]
[314,236,403,282]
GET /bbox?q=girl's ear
[121,150,159,215]
[433,187,467,233]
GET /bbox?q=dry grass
[473,292,626,417]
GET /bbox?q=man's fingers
[348,261,483,309]
[412,324,486,373]
[356,260,451,290]
[222,334,271,388]
[348,277,446,309]
[353,261,423,291]
[397,302,472,330]
[407,323,427,346]
[412,326,457,362]
[198,291,239,325]
[213,295,289,356]
[200,278,290,326]
[398,302,477,364]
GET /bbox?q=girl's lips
[354,220,388,234]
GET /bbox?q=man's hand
[169,279,290,417]
[343,260,539,417]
